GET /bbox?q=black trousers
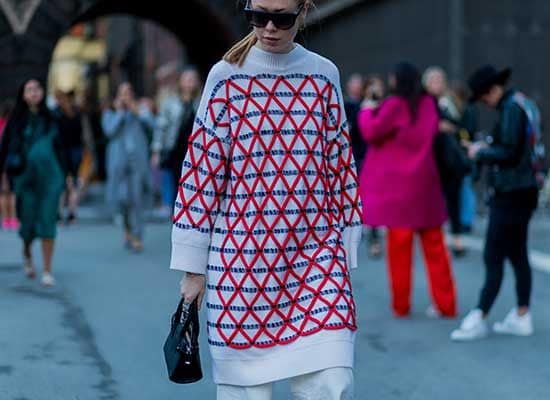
[477,190,537,314]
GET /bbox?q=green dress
[15,113,65,241]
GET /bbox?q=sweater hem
[211,334,355,386]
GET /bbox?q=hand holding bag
[163,298,203,384]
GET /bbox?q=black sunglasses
[244,3,305,30]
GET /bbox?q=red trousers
[387,227,457,317]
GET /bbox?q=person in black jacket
[451,66,539,341]
[423,67,471,257]
[344,73,365,168]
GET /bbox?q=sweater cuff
[170,239,209,274]
[343,225,362,269]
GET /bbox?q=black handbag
[163,298,203,384]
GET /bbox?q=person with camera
[102,82,154,252]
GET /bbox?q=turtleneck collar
[246,43,307,71]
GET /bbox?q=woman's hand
[128,100,140,115]
[114,97,124,111]
[180,272,206,310]
[439,120,457,134]
[466,141,487,160]
[361,99,379,110]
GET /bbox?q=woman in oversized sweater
[358,62,457,319]
[171,0,362,398]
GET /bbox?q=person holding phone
[451,66,539,341]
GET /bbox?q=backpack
[511,92,546,188]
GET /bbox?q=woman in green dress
[0,79,65,286]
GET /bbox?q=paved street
[1,210,550,399]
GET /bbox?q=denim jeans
[160,168,175,207]
[460,175,476,229]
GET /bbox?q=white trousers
[217,368,354,400]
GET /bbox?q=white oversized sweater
[170,44,363,386]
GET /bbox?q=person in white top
[171,0,362,399]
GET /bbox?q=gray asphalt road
[1,218,549,400]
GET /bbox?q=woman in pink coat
[358,62,457,318]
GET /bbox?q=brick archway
[0,0,236,99]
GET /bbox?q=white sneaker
[450,309,488,341]
[426,305,442,319]
[493,308,534,336]
[41,273,56,287]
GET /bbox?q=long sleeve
[326,73,363,269]
[138,109,156,132]
[477,103,525,165]
[170,63,231,274]
[101,110,126,139]
[357,97,403,145]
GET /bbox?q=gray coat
[102,109,154,216]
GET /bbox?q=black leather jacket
[477,89,538,193]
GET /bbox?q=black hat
[468,65,512,102]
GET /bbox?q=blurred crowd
[0,66,203,284]
[344,61,549,338]
[0,60,549,337]
[344,67,480,259]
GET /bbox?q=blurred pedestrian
[172,0,362,398]
[102,82,154,252]
[358,62,457,318]
[360,74,386,258]
[77,89,102,196]
[53,89,84,224]
[0,79,65,286]
[451,82,479,233]
[451,66,540,341]
[344,73,365,168]
[151,67,201,217]
[361,74,386,109]
[423,66,471,256]
[0,99,19,231]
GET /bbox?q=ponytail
[223,31,258,67]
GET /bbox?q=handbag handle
[173,298,192,327]
[172,298,200,347]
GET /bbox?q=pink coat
[357,95,447,229]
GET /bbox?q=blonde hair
[223,0,314,66]
[422,66,447,89]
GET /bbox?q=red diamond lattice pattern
[174,74,361,349]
